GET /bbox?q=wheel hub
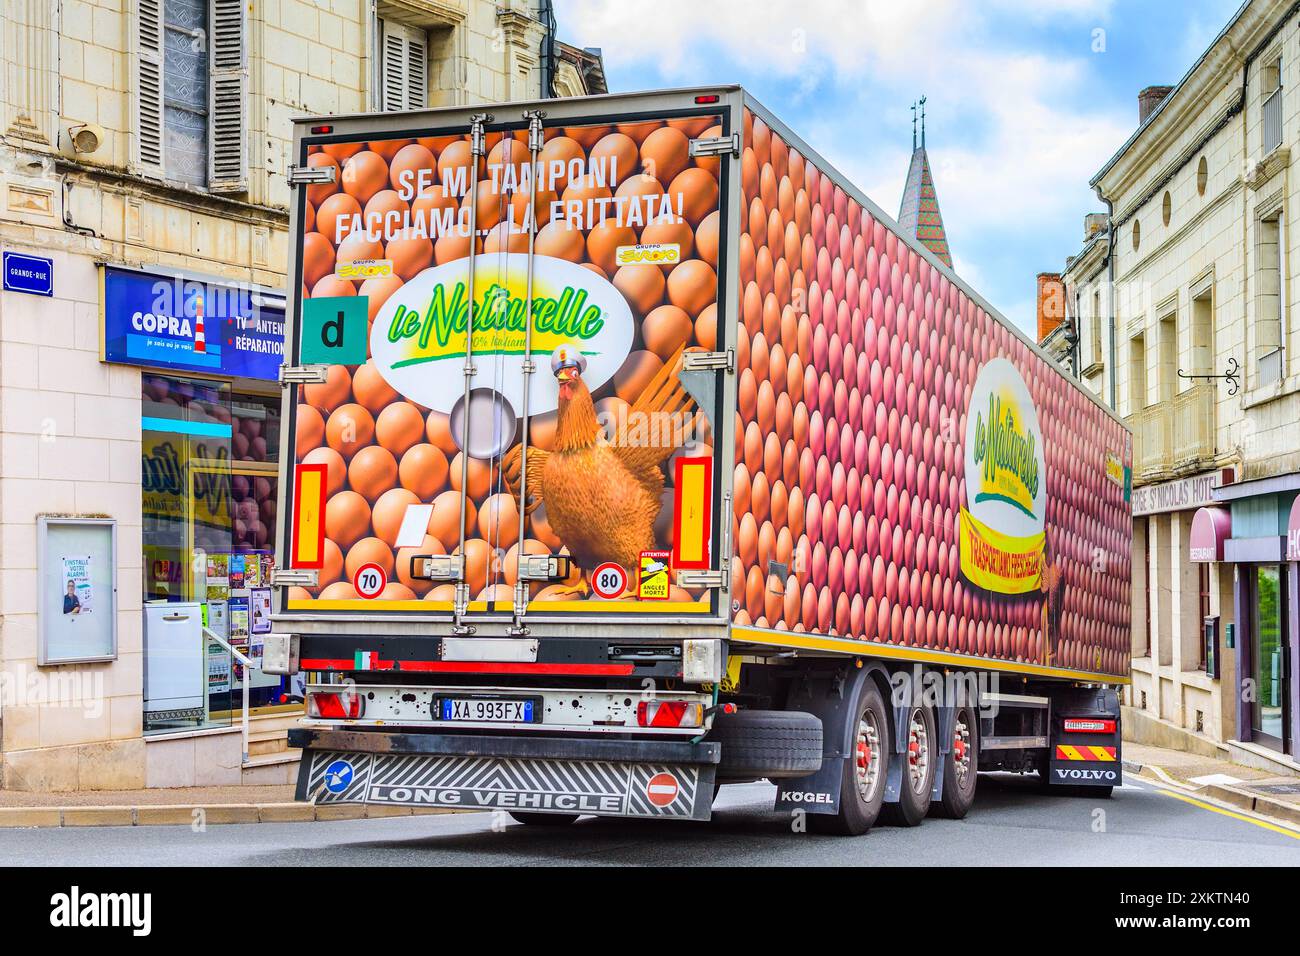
[855,711,881,802]
[952,715,972,787]
[906,710,930,794]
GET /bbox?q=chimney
[1036,272,1065,344]
[1138,85,1173,124]
[1084,212,1108,241]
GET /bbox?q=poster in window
[250,588,272,635]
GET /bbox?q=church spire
[898,95,952,268]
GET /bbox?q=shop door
[141,372,234,733]
[1251,564,1291,752]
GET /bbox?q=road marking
[1153,784,1300,840]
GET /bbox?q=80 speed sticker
[590,562,628,599]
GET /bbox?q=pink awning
[1288,495,1300,561]
[1189,507,1231,562]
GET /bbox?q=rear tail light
[637,700,704,728]
[308,689,364,719]
[1063,718,1115,734]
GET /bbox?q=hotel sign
[1131,471,1218,516]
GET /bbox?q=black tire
[809,679,890,836]
[932,705,978,819]
[880,704,936,827]
[508,811,580,826]
[711,709,823,778]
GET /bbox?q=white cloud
[555,0,1132,334]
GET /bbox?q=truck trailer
[264,86,1133,835]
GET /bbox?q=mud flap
[774,665,886,816]
[1048,686,1123,788]
[298,749,716,821]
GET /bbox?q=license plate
[439,697,537,723]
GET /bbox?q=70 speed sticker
[352,562,387,600]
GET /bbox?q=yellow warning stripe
[730,626,1131,684]
[1056,745,1117,761]
[286,598,713,614]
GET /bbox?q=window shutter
[380,19,427,112]
[132,0,165,178]
[405,29,427,110]
[382,24,406,112]
[209,0,248,192]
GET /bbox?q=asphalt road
[3,774,1297,866]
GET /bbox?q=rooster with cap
[502,343,695,596]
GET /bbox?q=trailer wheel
[809,679,890,836]
[881,704,936,827]
[711,709,823,778]
[932,704,978,819]
[509,812,580,826]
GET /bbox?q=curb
[1200,784,1300,828]
[0,803,474,829]
[1129,762,1300,831]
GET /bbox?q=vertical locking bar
[510,109,546,634]
[453,113,491,634]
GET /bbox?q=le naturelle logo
[384,278,605,368]
[972,392,1040,519]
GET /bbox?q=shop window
[142,374,296,735]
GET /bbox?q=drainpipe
[1095,186,1117,410]
[538,0,557,98]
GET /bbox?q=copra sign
[370,253,633,417]
[960,358,1047,594]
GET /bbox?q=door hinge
[271,568,319,587]
[676,569,726,589]
[689,132,741,159]
[278,364,329,385]
[287,163,336,186]
[681,348,734,372]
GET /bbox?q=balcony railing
[1263,86,1283,153]
[1129,383,1217,480]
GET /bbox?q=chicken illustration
[502,345,695,596]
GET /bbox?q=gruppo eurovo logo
[369,252,633,420]
[960,357,1047,595]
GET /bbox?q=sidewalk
[0,783,465,828]
[1124,741,1300,828]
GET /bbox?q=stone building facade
[0,0,604,791]
[1050,0,1300,772]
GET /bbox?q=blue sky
[555,0,1245,333]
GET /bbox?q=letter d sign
[301,295,368,365]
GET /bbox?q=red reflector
[694,94,720,104]
[1063,718,1115,734]
[309,691,363,719]
[310,125,334,134]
